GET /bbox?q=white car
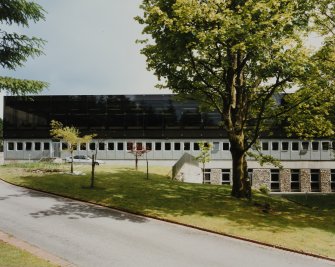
[65,155,104,165]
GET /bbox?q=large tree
[0,0,48,94]
[137,0,335,197]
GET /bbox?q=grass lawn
[0,162,334,259]
[0,240,57,267]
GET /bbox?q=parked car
[65,155,104,165]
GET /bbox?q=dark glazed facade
[4,95,223,139]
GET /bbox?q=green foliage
[258,184,270,195]
[137,0,335,196]
[0,0,47,94]
[195,141,212,165]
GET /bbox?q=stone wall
[300,169,311,192]
[210,169,222,185]
[320,169,331,193]
[252,169,271,190]
[280,169,291,192]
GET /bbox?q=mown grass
[0,163,334,259]
[0,240,57,267]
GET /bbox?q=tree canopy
[0,0,48,94]
[137,0,335,197]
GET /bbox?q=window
[272,142,279,151]
[310,169,320,192]
[262,142,269,151]
[184,142,190,151]
[270,169,280,191]
[302,142,309,150]
[165,142,171,151]
[193,142,200,151]
[174,142,181,151]
[213,142,220,151]
[222,142,230,151]
[312,142,319,151]
[34,142,41,151]
[80,143,86,151]
[322,141,329,151]
[292,142,299,151]
[203,169,211,184]
[331,169,335,192]
[127,142,133,151]
[43,142,50,150]
[281,142,289,151]
[62,142,68,150]
[17,142,23,151]
[108,142,114,150]
[146,142,152,150]
[155,142,161,151]
[98,142,105,150]
[8,142,14,151]
[291,169,300,192]
[26,142,32,151]
[89,142,95,151]
[136,142,143,150]
[222,169,231,185]
[117,142,124,151]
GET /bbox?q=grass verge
[0,240,57,267]
[0,163,334,259]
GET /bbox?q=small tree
[50,120,95,173]
[196,141,212,184]
[128,142,151,178]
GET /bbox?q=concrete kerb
[0,230,76,267]
[0,178,334,264]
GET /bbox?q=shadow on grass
[2,168,335,235]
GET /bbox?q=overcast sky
[0,0,170,118]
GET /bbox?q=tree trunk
[135,154,138,170]
[90,154,95,188]
[70,150,74,174]
[230,137,250,198]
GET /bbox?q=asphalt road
[0,180,333,267]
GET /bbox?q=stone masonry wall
[300,169,311,192]
[252,169,271,190]
[210,169,222,185]
[320,169,331,193]
[280,169,291,192]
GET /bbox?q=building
[3,94,335,193]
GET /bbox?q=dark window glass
[127,142,133,151]
[312,142,319,151]
[108,142,114,150]
[281,142,289,151]
[155,142,161,151]
[184,142,190,151]
[174,142,181,151]
[89,142,96,151]
[203,169,211,184]
[62,142,68,150]
[193,142,200,151]
[292,142,299,151]
[80,143,86,151]
[262,142,269,151]
[146,142,152,150]
[99,142,105,150]
[222,142,229,150]
[322,142,329,151]
[310,169,320,192]
[43,142,50,150]
[222,169,231,185]
[34,142,41,151]
[117,142,124,150]
[271,169,280,191]
[272,142,279,151]
[302,142,309,150]
[165,142,171,151]
[17,142,23,150]
[26,142,32,151]
[331,169,335,192]
[8,142,14,151]
[291,169,300,191]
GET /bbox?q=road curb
[1,178,334,264]
[0,230,76,267]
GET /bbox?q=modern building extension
[3,94,335,193]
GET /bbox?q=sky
[0,0,170,118]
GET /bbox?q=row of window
[262,141,333,152]
[271,169,335,192]
[7,141,50,151]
